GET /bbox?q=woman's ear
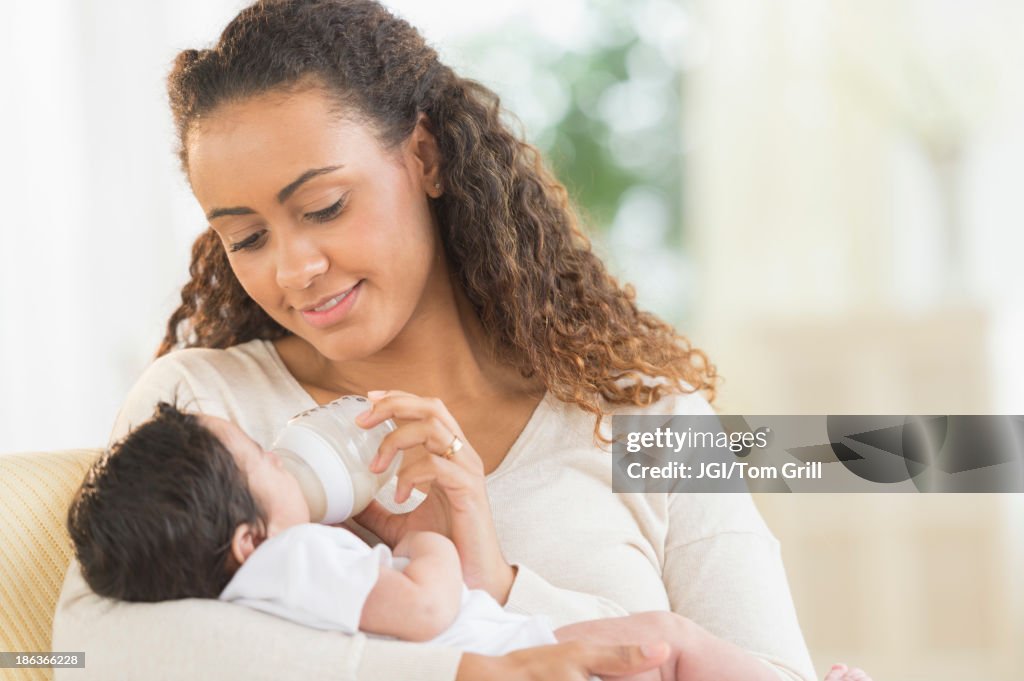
[409,112,443,197]
[230,522,262,566]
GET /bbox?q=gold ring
[439,435,463,460]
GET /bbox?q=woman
[53,1,816,679]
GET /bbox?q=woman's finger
[497,640,670,680]
[393,452,470,504]
[570,640,669,677]
[358,392,463,436]
[373,419,459,467]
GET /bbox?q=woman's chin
[307,330,380,364]
[275,325,357,363]
[281,311,402,364]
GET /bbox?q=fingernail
[367,390,387,400]
[369,454,381,472]
[355,407,372,424]
[641,642,667,659]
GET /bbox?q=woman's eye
[229,231,266,253]
[304,194,348,223]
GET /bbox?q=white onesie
[219,524,557,656]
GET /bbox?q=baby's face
[198,414,311,536]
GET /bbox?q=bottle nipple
[276,449,328,522]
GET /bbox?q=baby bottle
[270,395,401,524]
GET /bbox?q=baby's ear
[230,523,261,566]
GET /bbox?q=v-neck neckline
[259,339,552,479]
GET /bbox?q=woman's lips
[298,281,362,329]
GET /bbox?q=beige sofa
[0,449,102,681]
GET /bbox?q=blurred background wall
[1,1,1021,678]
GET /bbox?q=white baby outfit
[219,523,557,655]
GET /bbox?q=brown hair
[67,402,265,602]
[160,0,716,439]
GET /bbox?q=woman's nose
[275,232,329,290]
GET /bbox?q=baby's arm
[359,531,463,641]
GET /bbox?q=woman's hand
[457,641,670,681]
[352,390,515,602]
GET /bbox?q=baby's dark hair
[67,402,266,602]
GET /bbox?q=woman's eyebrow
[207,205,254,220]
[205,164,345,220]
[276,165,344,203]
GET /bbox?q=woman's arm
[356,391,635,627]
[662,493,817,681]
[501,562,631,627]
[53,560,462,681]
[360,532,463,641]
[54,560,666,681]
[457,640,670,681]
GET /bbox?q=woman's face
[187,87,444,362]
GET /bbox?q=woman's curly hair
[160,0,716,440]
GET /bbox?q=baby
[67,401,869,681]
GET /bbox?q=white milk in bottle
[271,395,401,523]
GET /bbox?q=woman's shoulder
[147,338,279,374]
[124,339,283,406]
[599,379,774,543]
[530,377,714,451]
[109,338,307,447]
[541,376,713,420]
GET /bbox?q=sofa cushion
[0,449,103,680]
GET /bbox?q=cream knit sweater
[53,339,815,681]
